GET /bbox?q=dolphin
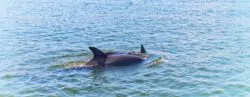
[85,45,147,67]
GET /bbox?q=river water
[0,0,250,97]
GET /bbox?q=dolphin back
[106,55,144,66]
[87,45,147,67]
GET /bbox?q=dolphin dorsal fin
[140,45,146,53]
[88,47,107,59]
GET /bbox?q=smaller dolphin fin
[89,47,107,59]
[140,45,146,53]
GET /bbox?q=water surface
[1,0,250,97]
